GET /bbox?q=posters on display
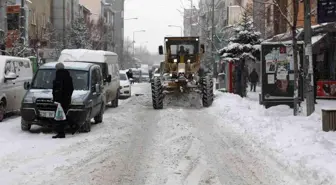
[261,43,304,100]
[317,80,336,98]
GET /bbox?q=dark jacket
[126,71,133,79]
[52,69,74,111]
[249,70,259,83]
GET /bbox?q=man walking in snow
[249,68,259,92]
[52,62,74,139]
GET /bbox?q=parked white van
[58,49,120,107]
[0,56,33,121]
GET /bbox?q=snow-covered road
[0,83,336,185]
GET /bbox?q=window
[7,13,19,30]
[31,69,89,90]
[30,10,37,25]
[266,6,271,25]
[169,44,195,55]
[91,68,99,86]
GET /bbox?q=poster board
[260,42,304,104]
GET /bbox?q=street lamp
[132,30,146,59]
[168,25,183,36]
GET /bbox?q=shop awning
[312,33,327,46]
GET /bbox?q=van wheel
[0,101,5,122]
[94,105,104,124]
[21,118,31,131]
[80,121,91,132]
[111,92,119,108]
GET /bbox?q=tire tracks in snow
[189,107,307,185]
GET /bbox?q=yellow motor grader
[151,36,214,109]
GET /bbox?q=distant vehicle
[141,70,150,82]
[119,70,131,99]
[139,64,150,82]
[21,62,105,132]
[0,56,33,122]
[131,68,141,83]
[59,49,120,107]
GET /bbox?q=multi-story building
[183,8,199,36]
[253,0,266,38]
[198,0,246,53]
[28,0,52,48]
[264,0,317,39]
[78,4,91,23]
[105,0,124,64]
[79,0,101,22]
[52,0,80,45]
[101,1,115,51]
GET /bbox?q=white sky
[124,0,197,53]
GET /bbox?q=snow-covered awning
[312,33,327,45]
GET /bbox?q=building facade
[253,0,266,38]
[183,8,199,36]
[78,4,91,23]
[52,0,80,46]
[101,1,115,51]
[28,0,52,47]
[106,0,124,64]
[79,0,101,22]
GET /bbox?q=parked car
[59,49,120,107]
[20,62,105,132]
[0,56,33,121]
[119,70,131,99]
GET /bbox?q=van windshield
[31,69,89,90]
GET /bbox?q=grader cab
[151,36,214,109]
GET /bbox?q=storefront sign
[318,0,336,24]
[317,80,336,98]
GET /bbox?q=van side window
[101,63,108,79]
[91,68,98,88]
[5,60,17,76]
[96,68,102,84]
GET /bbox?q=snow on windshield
[31,69,89,90]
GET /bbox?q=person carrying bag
[52,62,74,139]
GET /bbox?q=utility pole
[20,0,25,44]
[211,0,216,77]
[304,0,315,116]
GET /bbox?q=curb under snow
[211,92,336,185]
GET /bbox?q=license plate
[39,111,55,118]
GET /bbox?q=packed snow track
[0,83,331,185]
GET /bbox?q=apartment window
[30,10,36,25]
[42,14,46,28]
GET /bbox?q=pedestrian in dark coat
[126,69,134,84]
[52,62,74,139]
[249,68,259,92]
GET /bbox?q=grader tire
[151,77,164,109]
[201,76,214,107]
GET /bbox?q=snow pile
[212,92,336,184]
